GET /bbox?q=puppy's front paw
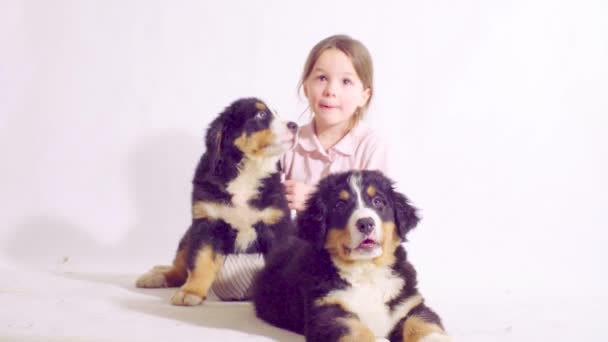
[135,270,168,288]
[419,332,451,342]
[170,289,205,306]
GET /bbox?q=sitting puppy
[136,97,297,305]
[253,170,450,342]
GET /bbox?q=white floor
[1,261,606,342]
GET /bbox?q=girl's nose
[323,81,338,97]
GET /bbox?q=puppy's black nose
[356,217,375,235]
[287,121,298,132]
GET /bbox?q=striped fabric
[211,253,265,301]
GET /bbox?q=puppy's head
[298,170,419,264]
[205,98,297,163]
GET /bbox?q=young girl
[214,34,389,300]
[282,34,389,211]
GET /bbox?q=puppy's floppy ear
[296,188,327,248]
[200,111,226,177]
[392,189,420,241]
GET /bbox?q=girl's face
[303,49,371,130]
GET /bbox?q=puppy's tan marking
[193,201,282,223]
[325,227,353,264]
[315,296,351,310]
[339,190,350,200]
[191,201,284,250]
[260,207,285,225]
[373,221,400,267]
[135,248,188,288]
[171,245,224,306]
[402,315,446,342]
[366,186,377,197]
[234,130,275,157]
[337,317,376,342]
[192,201,209,219]
[255,102,267,110]
[201,202,284,226]
[215,131,222,153]
[313,297,375,341]
[164,248,189,286]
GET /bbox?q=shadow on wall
[4,216,105,266]
[3,130,203,269]
[120,130,202,260]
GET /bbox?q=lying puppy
[136,97,297,305]
[253,170,450,341]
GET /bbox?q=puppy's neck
[238,154,280,172]
[227,155,280,205]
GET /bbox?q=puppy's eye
[371,196,385,208]
[256,111,268,120]
[334,200,347,212]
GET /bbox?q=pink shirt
[281,121,389,186]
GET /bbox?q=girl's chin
[314,109,346,120]
[312,118,352,132]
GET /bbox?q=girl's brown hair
[299,34,374,127]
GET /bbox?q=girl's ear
[296,189,327,248]
[359,87,371,107]
[392,189,420,241]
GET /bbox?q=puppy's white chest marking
[194,157,280,252]
[227,157,276,206]
[323,264,421,337]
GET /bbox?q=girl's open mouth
[320,104,338,109]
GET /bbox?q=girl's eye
[256,111,268,120]
[343,78,352,85]
[317,75,327,81]
[372,197,385,208]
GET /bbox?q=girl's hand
[283,180,315,212]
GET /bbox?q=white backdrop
[1,0,607,308]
